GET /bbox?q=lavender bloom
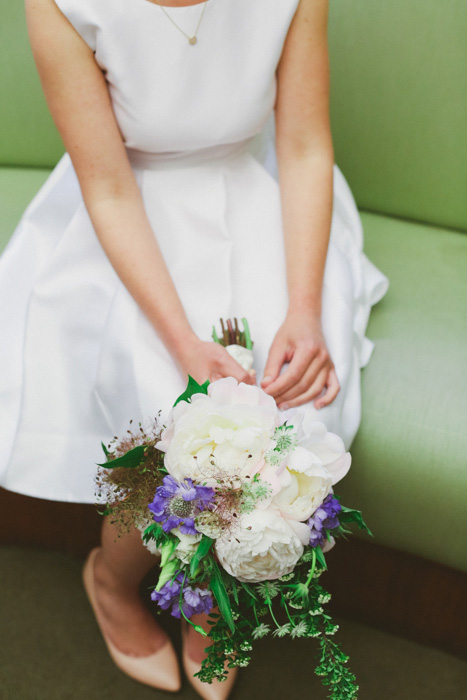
[148,475,215,535]
[307,494,342,548]
[151,573,213,619]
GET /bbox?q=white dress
[0,0,389,502]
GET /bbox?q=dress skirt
[0,133,389,503]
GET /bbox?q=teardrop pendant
[188,36,197,45]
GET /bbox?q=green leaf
[101,442,110,459]
[340,506,373,536]
[173,375,210,407]
[230,577,239,606]
[190,536,214,578]
[97,444,146,469]
[240,582,258,600]
[155,558,180,592]
[143,522,165,547]
[160,539,177,567]
[315,547,328,570]
[210,559,235,633]
[97,506,113,516]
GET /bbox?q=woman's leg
[91,517,169,656]
[184,612,212,663]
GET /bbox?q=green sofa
[1,0,466,578]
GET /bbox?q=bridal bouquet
[96,319,369,700]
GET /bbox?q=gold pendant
[188,35,197,45]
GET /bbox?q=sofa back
[1,0,466,231]
[328,0,467,232]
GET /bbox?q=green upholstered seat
[340,213,467,573]
[1,1,466,573]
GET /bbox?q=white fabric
[0,0,389,502]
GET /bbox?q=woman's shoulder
[47,0,111,51]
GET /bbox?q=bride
[1,0,388,697]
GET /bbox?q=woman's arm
[261,0,340,410]
[25,0,253,385]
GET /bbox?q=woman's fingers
[314,367,340,409]
[261,340,287,388]
[274,352,328,405]
[280,366,340,412]
[276,368,340,411]
[262,345,317,398]
[277,366,329,409]
[222,352,255,385]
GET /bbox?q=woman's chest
[92,0,299,151]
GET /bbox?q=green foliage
[97,444,147,469]
[209,558,235,634]
[173,375,210,407]
[315,547,328,570]
[191,557,360,698]
[190,536,214,577]
[339,506,372,536]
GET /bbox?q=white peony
[271,415,351,522]
[214,507,309,582]
[157,377,278,483]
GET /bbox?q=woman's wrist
[287,296,322,322]
[168,327,201,368]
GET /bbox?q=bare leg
[91,517,169,656]
[185,611,216,664]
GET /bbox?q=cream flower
[271,413,351,522]
[173,529,202,565]
[214,507,309,582]
[157,377,278,483]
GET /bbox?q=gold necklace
[153,0,209,45]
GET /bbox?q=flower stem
[267,601,281,629]
[241,317,253,350]
[305,549,317,588]
[179,571,208,636]
[283,601,296,628]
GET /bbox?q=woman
[0,0,389,698]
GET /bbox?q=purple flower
[151,573,213,619]
[148,475,215,535]
[307,494,341,548]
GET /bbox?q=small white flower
[272,624,291,638]
[252,623,270,639]
[173,529,202,564]
[256,581,280,601]
[194,511,223,539]
[290,621,308,638]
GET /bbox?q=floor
[1,545,466,700]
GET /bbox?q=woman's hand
[260,311,340,410]
[175,337,256,387]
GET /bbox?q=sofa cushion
[338,212,467,573]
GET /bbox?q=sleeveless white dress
[0,0,389,502]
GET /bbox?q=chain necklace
[153,0,209,46]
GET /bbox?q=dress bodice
[54,0,300,154]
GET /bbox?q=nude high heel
[83,547,181,692]
[181,620,238,700]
